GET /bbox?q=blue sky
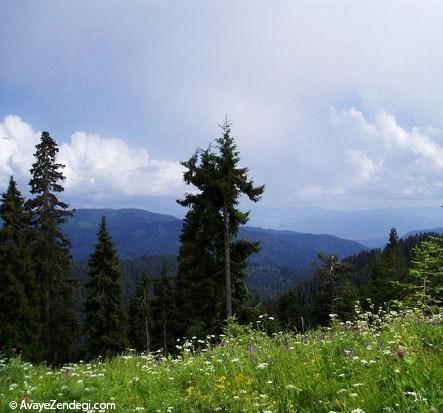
[2,1,443,213]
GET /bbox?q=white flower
[257,363,268,369]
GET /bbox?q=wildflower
[351,409,365,413]
[257,362,268,369]
[247,343,255,353]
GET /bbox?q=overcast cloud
[1,1,443,210]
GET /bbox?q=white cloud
[0,115,185,198]
[345,149,381,185]
[321,107,443,203]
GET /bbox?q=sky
[1,1,443,214]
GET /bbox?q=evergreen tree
[407,236,443,309]
[312,253,351,325]
[0,177,41,359]
[215,118,265,318]
[380,228,407,304]
[84,216,127,358]
[175,149,223,337]
[27,132,76,364]
[176,119,264,337]
[128,272,151,352]
[276,289,302,331]
[152,262,175,353]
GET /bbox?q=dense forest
[1,123,443,364]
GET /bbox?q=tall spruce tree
[176,119,264,336]
[380,228,407,304]
[84,216,127,358]
[152,262,175,353]
[176,149,224,337]
[128,272,151,352]
[312,253,351,325]
[215,119,265,318]
[0,177,41,359]
[28,132,76,364]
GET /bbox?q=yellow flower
[233,373,254,386]
[186,386,196,397]
[215,376,226,391]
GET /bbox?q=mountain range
[247,206,443,247]
[63,208,366,267]
[64,208,367,296]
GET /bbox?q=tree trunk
[162,311,167,355]
[145,316,150,353]
[223,205,232,319]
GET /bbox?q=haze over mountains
[63,208,366,267]
[64,208,369,296]
[83,201,443,248]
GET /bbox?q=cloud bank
[0,115,185,203]
[299,108,443,205]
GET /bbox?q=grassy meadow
[1,307,442,413]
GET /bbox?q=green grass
[1,308,442,413]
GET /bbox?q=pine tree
[175,149,225,337]
[0,177,41,359]
[407,236,443,309]
[215,118,265,318]
[128,272,151,352]
[312,253,351,325]
[176,118,264,337]
[27,132,76,364]
[380,228,407,304]
[277,289,302,331]
[84,216,127,358]
[151,262,175,353]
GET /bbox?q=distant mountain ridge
[247,205,443,244]
[402,227,443,239]
[63,208,366,269]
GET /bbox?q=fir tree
[128,272,151,352]
[27,132,76,364]
[84,216,127,358]
[0,177,41,359]
[276,289,302,331]
[176,119,264,336]
[312,253,351,325]
[215,118,265,318]
[151,262,175,353]
[407,236,443,309]
[380,228,407,304]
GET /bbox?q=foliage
[27,131,76,364]
[407,236,443,308]
[176,119,264,337]
[0,177,41,360]
[151,262,176,353]
[1,309,442,413]
[84,216,127,359]
[128,272,152,353]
